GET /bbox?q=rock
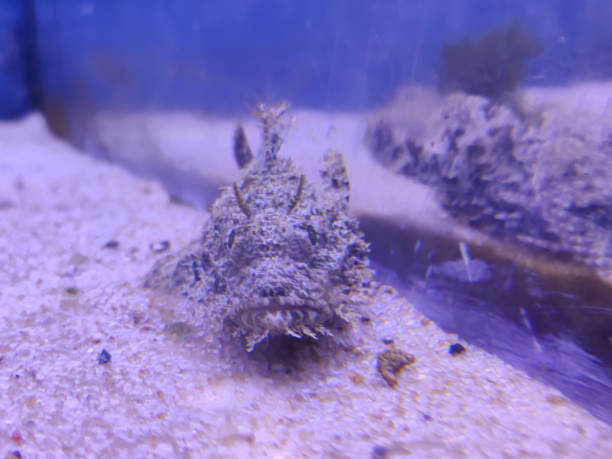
[367,91,612,277]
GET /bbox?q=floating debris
[520,306,543,352]
[458,241,473,283]
[376,349,416,387]
[97,349,112,365]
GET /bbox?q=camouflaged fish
[145,103,373,351]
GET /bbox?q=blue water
[3,1,612,117]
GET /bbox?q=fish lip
[236,302,324,314]
[228,299,336,329]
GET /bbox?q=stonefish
[145,103,373,351]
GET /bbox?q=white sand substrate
[1,112,611,458]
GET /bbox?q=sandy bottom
[1,113,611,458]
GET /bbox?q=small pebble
[381,337,394,345]
[64,287,79,295]
[371,445,388,459]
[348,371,365,385]
[103,240,120,249]
[98,349,112,365]
[449,342,466,356]
[150,240,170,253]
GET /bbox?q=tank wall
[2,0,612,120]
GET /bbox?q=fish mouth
[228,299,337,338]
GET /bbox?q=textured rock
[368,91,612,275]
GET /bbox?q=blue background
[2,0,612,118]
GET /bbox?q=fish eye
[227,229,236,249]
[306,225,317,245]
